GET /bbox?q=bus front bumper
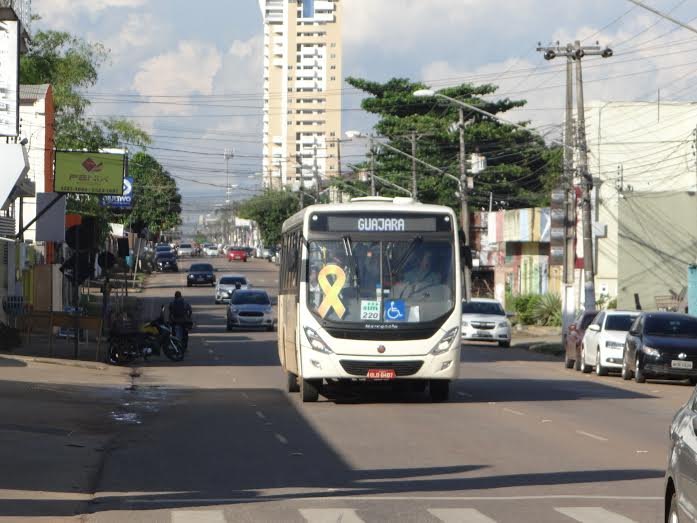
[299,346,460,381]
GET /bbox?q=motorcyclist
[168,291,192,348]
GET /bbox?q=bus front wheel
[302,379,320,403]
[429,380,450,403]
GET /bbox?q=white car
[178,243,193,257]
[215,274,250,304]
[203,244,219,257]
[579,309,640,376]
[461,298,511,348]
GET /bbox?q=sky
[31,0,697,227]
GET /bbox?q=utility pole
[411,131,418,199]
[459,107,472,301]
[369,136,376,196]
[313,144,321,201]
[224,148,233,244]
[537,40,613,311]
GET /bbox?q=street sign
[0,20,19,137]
[101,177,133,208]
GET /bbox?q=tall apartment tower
[258,0,342,190]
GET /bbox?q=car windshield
[190,264,213,272]
[580,313,597,330]
[232,292,270,305]
[156,246,171,251]
[180,244,191,249]
[307,239,454,324]
[605,314,637,331]
[645,316,697,337]
[229,246,244,251]
[462,301,505,316]
[220,277,246,285]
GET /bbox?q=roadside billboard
[55,151,125,195]
[0,20,19,137]
[101,177,133,209]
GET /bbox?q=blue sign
[101,177,133,209]
[384,300,406,322]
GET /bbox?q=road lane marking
[541,419,552,423]
[256,411,266,420]
[172,510,225,523]
[503,408,524,416]
[275,433,288,445]
[576,430,608,442]
[636,450,649,454]
[300,509,365,523]
[429,508,496,523]
[555,507,637,523]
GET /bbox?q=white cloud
[34,0,146,28]
[102,14,164,57]
[132,41,222,98]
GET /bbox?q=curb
[0,353,110,371]
[528,343,565,357]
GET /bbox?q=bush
[510,294,542,325]
[532,293,562,326]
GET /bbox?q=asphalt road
[42,256,693,522]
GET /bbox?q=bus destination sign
[326,216,438,233]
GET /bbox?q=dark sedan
[622,312,697,384]
[665,385,697,522]
[155,252,178,272]
[187,263,216,287]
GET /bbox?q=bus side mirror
[461,245,473,270]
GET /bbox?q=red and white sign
[367,369,396,380]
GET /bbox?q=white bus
[277,197,465,403]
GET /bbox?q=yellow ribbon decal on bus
[317,264,347,319]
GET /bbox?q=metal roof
[19,84,49,102]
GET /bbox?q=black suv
[187,263,216,287]
[155,252,178,272]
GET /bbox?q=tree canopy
[237,191,300,247]
[340,77,561,211]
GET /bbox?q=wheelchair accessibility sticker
[384,300,406,322]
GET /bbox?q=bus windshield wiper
[342,235,360,288]
[391,236,422,277]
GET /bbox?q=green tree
[127,152,182,237]
[341,77,561,211]
[237,190,299,246]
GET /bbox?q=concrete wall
[617,191,697,310]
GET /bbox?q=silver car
[666,385,697,522]
[215,275,249,304]
[226,289,275,331]
[461,298,512,348]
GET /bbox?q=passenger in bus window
[308,268,321,310]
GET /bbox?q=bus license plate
[367,369,396,379]
[672,360,693,369]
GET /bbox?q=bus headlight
[431,327,459,355]
[304,326,333,354]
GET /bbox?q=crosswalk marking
[300,508,365,523]
[556,507,638,523]
[171,510,226,523]
[428,508,497,523]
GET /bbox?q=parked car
[227,246,248,262]
[155,244,174,256]
[203,244,219,257]
[461,298,511,348]
[623,312,697,384]
[664,385,697,522]
[215,274,249,304]
[564,309,598,370]
[578,310,639,375]
[178,243,194,257]
[187,263,216,287]
[226,289,275,331]
[155,252,178,272]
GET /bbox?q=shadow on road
[0,356,27,368]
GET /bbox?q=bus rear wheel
[429,380,450,402]
[287,372,300,393]
[302,378,320,403]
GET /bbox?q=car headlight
[304,326,333,354]
[431,327,459,355]
[643,346,661,358]
[264,306,272,313]
[230,307,239,313]
[187,274,194,279]
[606,340,624,349]
[498,321,509,328]
[461,320,468,327]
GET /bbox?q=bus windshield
[307,239,454,324]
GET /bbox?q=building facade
[258,0,342,190]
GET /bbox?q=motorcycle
[108,307,185,364]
